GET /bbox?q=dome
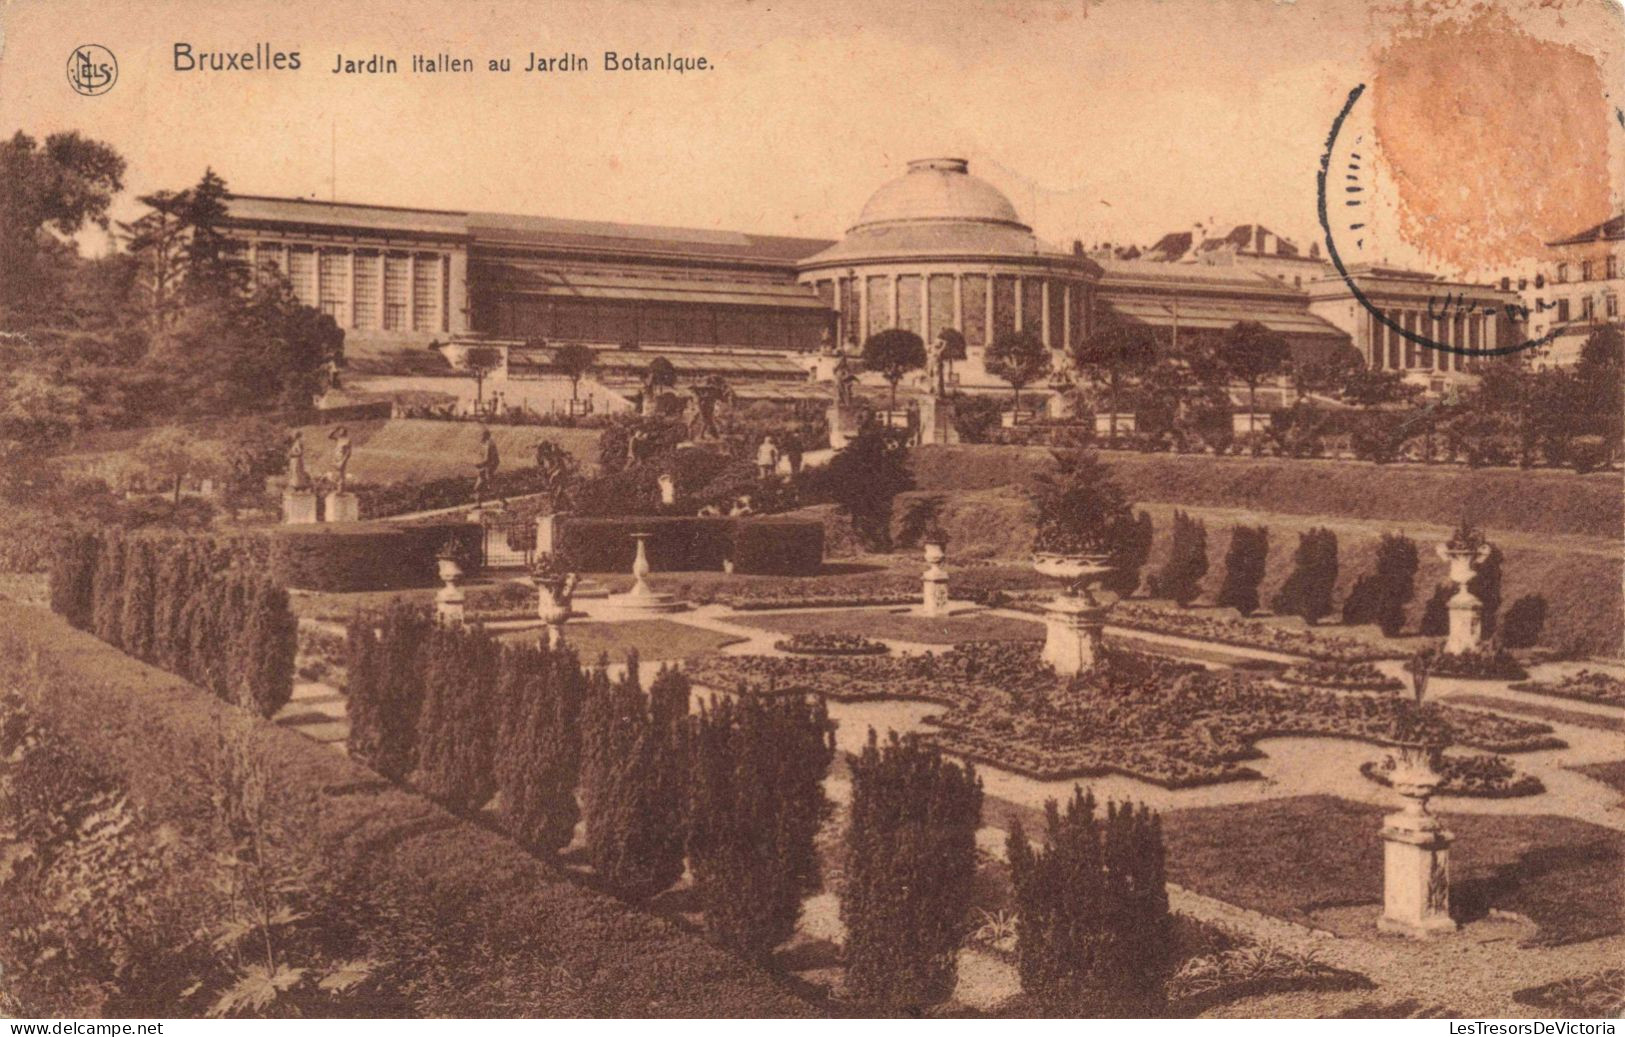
[851,158,1029,232]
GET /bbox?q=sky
[2,0,1621,277]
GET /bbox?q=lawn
[499,619,743,664]
[727,609,1045,645]
[1443,694,1625,733]
[1156,795,1624,947]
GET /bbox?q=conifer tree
[116,537,159,663]
[686,692,834,963]
[1214,525,1269,617]
[580,655,690,900]
[47,530,99,630]
[1342,533,1419,636]
[237,577,296,718]
[841,730,983,1010]
[1006,788,1173,1017]
[347,603,434,782]
[1270,528,1338,624]
[414,621,500,814]
[90,531,127,647]
[1149,510,1207,606]
[495,639,588,854]
[150,541,195,672]
[1102,510,1154,598]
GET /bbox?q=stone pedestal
[1445,590,1483,655]
[282,489,318,525]
[919,541,950,616]
[536,513,558,556]
[324,492,360,523]
[1379,813,1457,938]
[828,404,862,450]
[598,533,686,619]
[919,396,960,446]
[1041,596,1109,676]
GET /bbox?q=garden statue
[327,426,352,494]
[435,540,466,624]
[473,426,501,507]
[833,353,857,406]
[756,435,780,479]
[322,426,360,522]
[282,431,318,524]
[658,472,676,506]
[1435,521,1493,655]
[1379,649,1457,938]
[286,430,309,489]
[926,329,948,397]
[532,553,578,648]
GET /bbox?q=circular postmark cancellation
[1318,84,1554,361]
[67,44,118,96]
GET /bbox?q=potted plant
[531,551,578,645]
[1385,648,1449,815]
[1028,451,1131,597]
[922,523,949,568]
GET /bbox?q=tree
[0,130,126,316]
[1215,525,1269,616]
[861,329,926,414]
[1149,510,1207,606]
[1071,312,1155,443]
[1220,321,1290,436]
[1342,533,1419,636]
[1292,344,1362,396]
[178,168,247,304]
[462,345,503,412]
[1271,528,1339,624]
[985,328,1051,422]
[1575,324,1623,459]
[118,190,189,331]
[1337,367,1418,408]
[841,730,982,1010]
[1500,595,1547,649]
[553,343,597,402]
[1006,788,1173,1016]
[1102,510,1153,597]
[580,655,690,900]
[1028,450,1138,565]
[133,425,222,506]
[494,640,587,854]
[346,603,433,783]
[687,691,834,964]
[414,622,501,814]
[237,578,297,719]
[799,425,913,550]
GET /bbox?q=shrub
[799,426,913,550]
[1006,788,1174,1016]
[344,602,433,782]
[494,640,587,855]
[950,393,1005,443]
[732,519,824,575]
[1270,528,1338,625]
[687,692,834,964]
[841,731,983,1010]
[1501,594,1548,649]
[269,522,482,592]
[1103,510,1154,597]
[597,415,689,475]
[46,530,99,631]
[1215,525,1269,617]
[1342,533,1418,636]
[580,656,690,901]
[553,514,822,575]
[413,622,501,814]
[1149,510,1207,606]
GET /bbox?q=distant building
[1505,213,1624,367]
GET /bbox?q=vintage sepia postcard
[1,0,1622,1024]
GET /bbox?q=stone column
[1040,280,1052,347]
[953,273,964,330]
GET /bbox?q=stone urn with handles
[1435,523,1493,655]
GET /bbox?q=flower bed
[1277,660,1404,693]
[1510,669,1625,707]
[687,643,1563,786]
[1107,603,1398,663]
[771,632,888,656]
[1359,752,1545,798]
[1412,646,1529,681]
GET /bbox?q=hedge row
[356,465,566,519]
[47,530,296,718]
[554,516,823,576]
[0,603,813,1017]
[268,521,484,592]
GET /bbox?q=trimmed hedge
[555,516,822,575]
[0,603,813,1017]
[268,521,483,592]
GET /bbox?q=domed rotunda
[798,157,1099,359]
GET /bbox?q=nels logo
[67,44,118,95]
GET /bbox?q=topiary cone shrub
[840,729,983,1011]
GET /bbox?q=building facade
[1510,214,1624,367]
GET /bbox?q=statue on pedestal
[286,430,309,490]
[327,426,352,494]
[833,353,856,406]
[926,330,949,398]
